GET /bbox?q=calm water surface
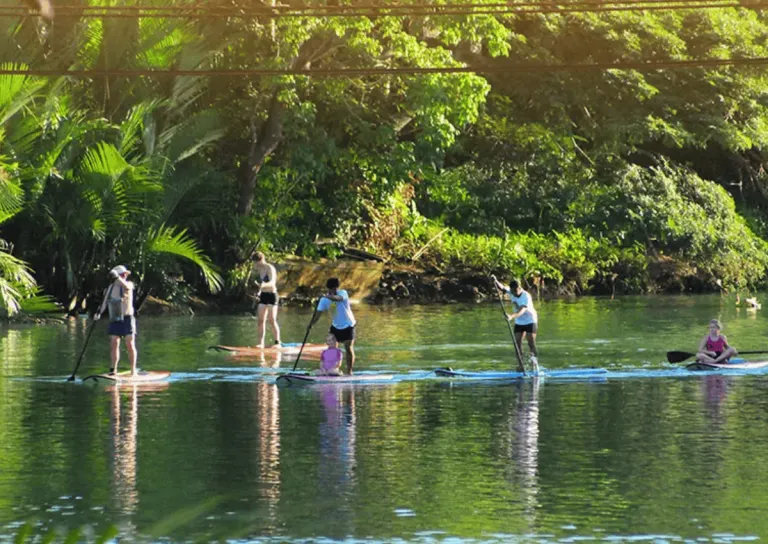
[2,294,768,542]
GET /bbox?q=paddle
[492,277,526,375]
[67,318,98,381]
[667,350,768,363]
[291,298,321,372]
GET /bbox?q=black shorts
[330,325,356,343]
[514,323,537,334]
[259,292,279,306]
[107,316,136,337]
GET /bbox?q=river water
[1,294,767,542]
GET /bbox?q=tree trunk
[236,34,342,216]
[237,93,285,216]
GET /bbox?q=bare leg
[110,336,121,373]
[697,352,719,363]
[125,335,137,375]
[255,304,268,348]
[527,332,538,358]
[713,347,737,363]
[267,305,281,345]
[344,340,355,374]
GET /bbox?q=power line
[4,56,768,77]
[1,0,761,18]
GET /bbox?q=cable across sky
[3,56,768,77]
[2,0,765,18]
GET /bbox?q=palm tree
[0,160,52,317]
[0,59,224,313]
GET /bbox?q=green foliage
[395,209,647,293]
[4,2,768,299]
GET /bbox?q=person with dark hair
[492,275,539,369]
[252,251,282,348]
[308,278,357,374]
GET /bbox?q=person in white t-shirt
[492,276,538,368]
[308,278,357,374]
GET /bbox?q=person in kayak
[314,333,344,376]
[696,319,737,364]
[252,252,282,348]
[308,278,357,374]
[492,275,539,369]
[96,265,138,376]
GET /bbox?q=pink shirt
[320,347,343,372]
[706,335,727,353]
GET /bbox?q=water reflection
[255,382,281,530]
[108,382,168,533]
[702,375,731,425]
[503,379,540,526]
[317,385,357,501]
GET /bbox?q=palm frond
[0,277,24,316]
[81,141,130,181]
[0,63,45,126]
[0,167,24,224]
[147,224,223,293]
[0,249,36,316]
[18,290,61,314]
[158,109,224,164]
[120,100,163,156]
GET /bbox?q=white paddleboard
[82,370,171,383]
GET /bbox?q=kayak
[276,373,396,386]
[209,343,325,356]
[82,370,171,383]
[434,367,608,380]
[686,360,768,371]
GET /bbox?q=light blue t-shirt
[317,289,357,329]
[506,289,538,326]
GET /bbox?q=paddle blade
[666,351,695,363]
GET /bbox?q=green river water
[2,294,768,542]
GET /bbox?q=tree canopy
[2,2,768,312]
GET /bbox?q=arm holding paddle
[492,275,529,322]
[668,319,739,364]
[491,275,509,295]
[307,297,328,330]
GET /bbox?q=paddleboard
[434,368,608,380]
[82,370,171,383]
[686,360,768,371]
[276,373,396,386]
[209,343,325,356]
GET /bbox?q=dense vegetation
[3,2,768,314]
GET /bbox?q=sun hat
[110,265,130,277]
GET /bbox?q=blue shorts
[107,316,136,337]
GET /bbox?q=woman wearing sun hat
[96,265,137,375]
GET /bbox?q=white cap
[110,265,130,276]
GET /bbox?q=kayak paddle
[492,278,526,375]
[292,298,321,372]
[667,350,768,363]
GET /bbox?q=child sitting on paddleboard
[314,333,344,376]
[696,319,738,364]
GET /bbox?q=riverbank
[135,250,765,317]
